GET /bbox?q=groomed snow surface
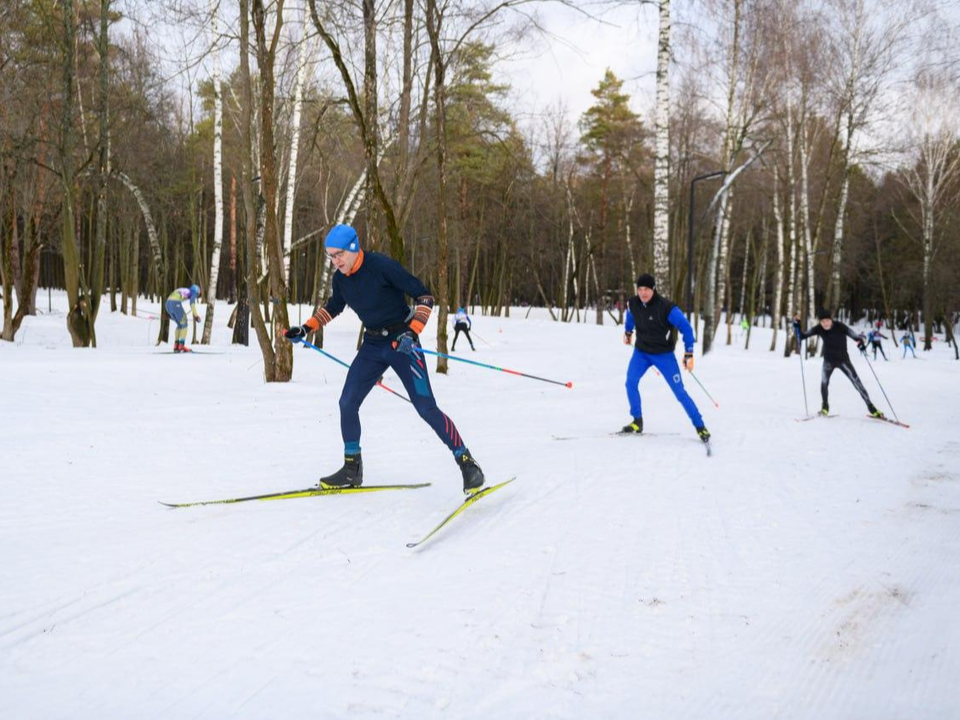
[2,291,959,719]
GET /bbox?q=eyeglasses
[326,249,346,261]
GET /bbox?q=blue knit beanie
[325,224,360,252]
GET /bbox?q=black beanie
[817,308,832,320]
[636,273,656,289]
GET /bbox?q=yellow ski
[159,483,431,508]
[406,478,516,549]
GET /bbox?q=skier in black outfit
[793,309,884,418]
[284,224,485,495]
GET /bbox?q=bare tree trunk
[652,0,671,285]
[562,181,580,322]
[798,121,817,353]
[770,172,785,351]
[240,0,275,368]
[91,0,111,338]
[622,187,636,282]
[1,189,15,339]
[229,174,237,302]
[254,0,294,381]
[426,0,449,373]
[59,0,92,347]
[826,0,864,313]
[308,0,404,260]
[282,25,309,283]
[202,0,224,345]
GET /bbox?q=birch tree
[769,169,785,350]
[281,14,310,285]
[824,0,913,312]
[652,0,671,286]
[201,0,224,344]
[899,70,960,351]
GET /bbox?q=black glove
[284,325,308,340]
[392,329,418,356]
[856,338,866,353]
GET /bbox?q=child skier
[284,224,485,495]
[165,284,201,353]
[900,331,917,358]
[621,273,710,444]
[867,328,888,360]
[451,307,475,351]
[793,310,884,418]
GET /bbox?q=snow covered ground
[2,291,959,719]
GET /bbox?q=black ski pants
[452,322,474,350]
[821,358,873,409]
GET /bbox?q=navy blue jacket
[317,251,432,331]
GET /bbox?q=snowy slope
[1,293,959,719]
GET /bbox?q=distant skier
[867,328,888,360]
[900,331,917,358]
[793,309,883,418]
[165,284,201,353]
[283,224,484,494]
[621,273,710,444]
[451,306,475,351]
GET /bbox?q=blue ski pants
[164,299,189,343]
[339,336,466,456]
[625,348,704,428]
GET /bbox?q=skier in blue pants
[622,273,710,443]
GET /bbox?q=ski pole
[861,353,901,423]
[470,330,493,347]
[794,320,810,418]
[414,347,573,389]
[293,338,411,403]
[688,371,719,408]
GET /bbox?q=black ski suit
[796,320,875,411]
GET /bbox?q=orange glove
[682,352,694,372]
[623,332,633,346]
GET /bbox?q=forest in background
[2,0,959,379]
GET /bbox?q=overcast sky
[496,3,662,130]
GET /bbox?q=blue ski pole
[413,347,573,389]
[292,337,411,403]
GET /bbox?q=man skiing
[621,273,710,444]
[165,284,201,353]
[451,306,475,351]
[284,224,485,494]
[867,328,888,360]
[793,309,884,418]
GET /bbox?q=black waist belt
[364,322,408,338]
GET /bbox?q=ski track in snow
[2,294,960,718]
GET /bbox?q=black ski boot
[456,450,485,495]
[696,426,711,443]
[319,454,363,488]
[867,404,884,419]
[820,404,830,417]
[621,417,643,434]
